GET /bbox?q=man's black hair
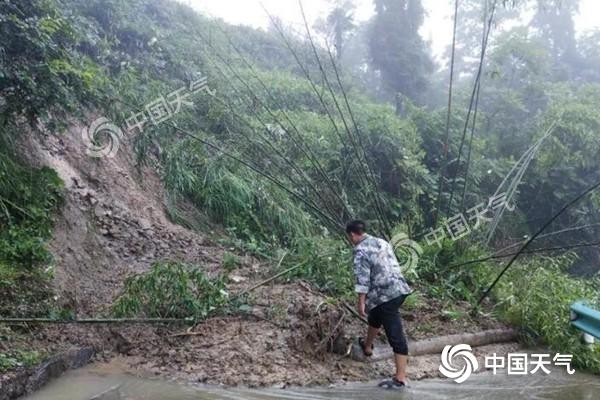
[346,220,366,235]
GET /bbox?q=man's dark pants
[367,294,409,355]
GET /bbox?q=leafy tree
[576,29,600,83]
[0,0,98,127]
[530,0,580,80]
[314,0,356,62]
[367,0,433,104]
[477,27,551,157]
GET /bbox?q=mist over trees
[322,0,599,103]
[368,0,433,104]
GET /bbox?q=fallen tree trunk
[350,328,518,362]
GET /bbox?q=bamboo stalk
[232,251,291,299]
[350,328,518,362]
[434,0,460,227]
[446,0,497,217]
[205,60,345,226]
[0,318,187,324]
[322,40,392,238]
[446,240,600,270]
[297,1,391,237]
[113,97,343,230]
[262,6,385,231]
[211,24,353,221]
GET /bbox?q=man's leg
[364,305,383,353]
[381,297,409,383]
[364,325,379,350]
[394,353,408,383]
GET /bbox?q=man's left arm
[353,249,369,317]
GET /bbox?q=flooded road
[21,365,600,400]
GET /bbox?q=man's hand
[357,294,367,318]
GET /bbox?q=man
[346,220,412,389]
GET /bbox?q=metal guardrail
[570,301,600,341]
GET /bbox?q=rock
[230,275,247,283]
[94,206,105,219]
[139,218,152,230]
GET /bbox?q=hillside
[1,0,599,397]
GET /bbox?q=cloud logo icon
[390,232,422,273]
[439,344,479,383]
[82,117,123,158]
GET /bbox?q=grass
[222,251,241,272]
[402,292,426,311]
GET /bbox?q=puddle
[20,363,600,400]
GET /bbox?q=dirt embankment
[1,117,519,394]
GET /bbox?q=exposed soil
[1,117,519,394]
[19,117,231,317]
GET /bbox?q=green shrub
[415,238,495,304]
[0,262,55,317]
[402,291,425,311]
[497,257,600,374]
[0,140,63,268]
[162,142,315,249]
[415,239,600,373]
[112,261,229,320]
[222,251,241,272]
[0,350,42,373]
[285,237,354,300]
[0,134,63,316]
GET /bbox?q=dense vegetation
[1,0,599,373]
[0,134,63,317]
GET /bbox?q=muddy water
[21,366,600,400]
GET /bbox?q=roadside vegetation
[0,133,63,317]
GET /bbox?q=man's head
[346,220,367,245]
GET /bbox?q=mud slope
[21,116,228,316]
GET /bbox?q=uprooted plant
[112,261,229,320]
